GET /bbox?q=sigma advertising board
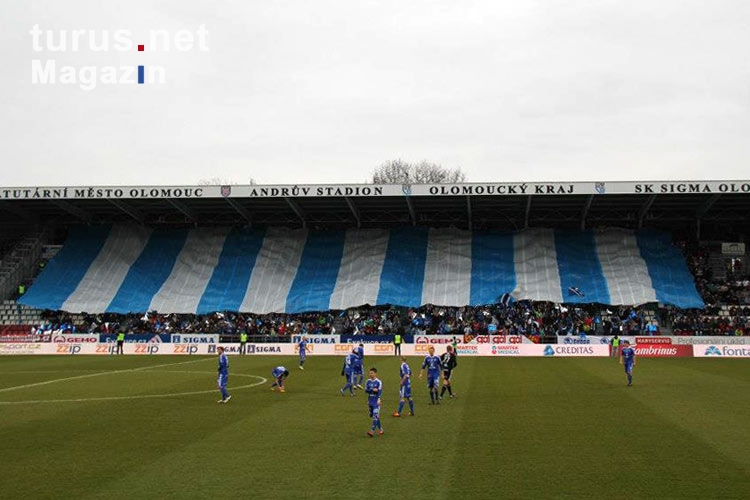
[291,334,340,344]
[207,343,295,355]
[170,334,219,344]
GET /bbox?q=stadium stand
[1,181,748,339]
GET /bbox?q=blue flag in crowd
[568,286,585,298]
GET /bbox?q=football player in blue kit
[419,345,442,404]
[365,367,384,437]
[392,356,415,417]
[620,340,636,386]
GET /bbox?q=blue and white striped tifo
[19,226,704,314]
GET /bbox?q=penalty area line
[0,372,267,405]
[0,357,213,394]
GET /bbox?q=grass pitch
[0,355,748,500]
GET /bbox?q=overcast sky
[2,0,748,186]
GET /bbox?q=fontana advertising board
[693,345,750,358]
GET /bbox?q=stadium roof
[2,180,750,239]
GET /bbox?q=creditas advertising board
[487,344,610,356]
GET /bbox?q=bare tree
[371,159,466,184]
[198,177,256,186]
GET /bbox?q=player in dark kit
[439,345,457,399]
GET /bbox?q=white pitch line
[0,370,105,374]
[0,357,212,394]
[0,373,267,405]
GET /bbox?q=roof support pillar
[285,197,306,228]
[580,195,594,231]
[345,197,361,228]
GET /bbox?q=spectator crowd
[34,301,664,339]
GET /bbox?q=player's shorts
[624,362,634,373]
[369,404,380,418]
[442,369,453,381]
[217,373,228,388]
[299,351,306,361]
[345,371,355,383]
[427,373,440,389]
[400,384,412,399]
